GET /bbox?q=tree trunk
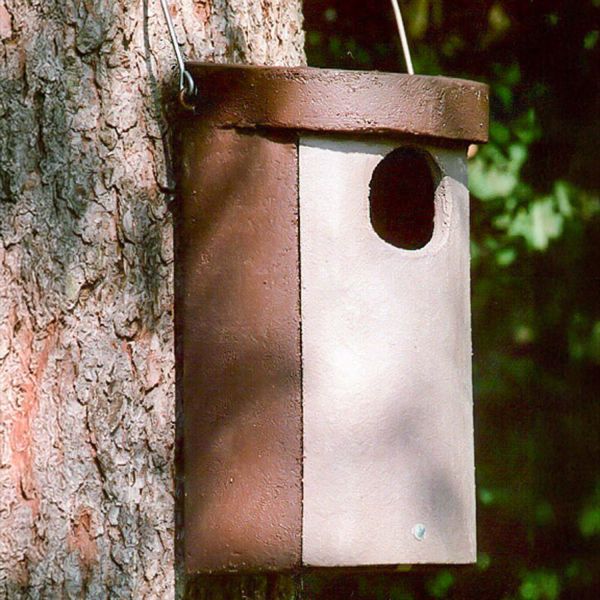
[0,1,304,597]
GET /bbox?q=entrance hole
[369,147,437,250]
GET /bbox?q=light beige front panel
[299,137,476,566]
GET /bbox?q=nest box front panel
[299,137,476,566]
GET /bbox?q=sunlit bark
[0,1,304,597]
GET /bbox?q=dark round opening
[369,147,437,250]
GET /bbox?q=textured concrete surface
[179,124,302,572]
[300,137,476,566]
[180,64,487,573]
[186,63,489,143]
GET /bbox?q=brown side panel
[178,122,302,572]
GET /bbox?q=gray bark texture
[0,1,304,598]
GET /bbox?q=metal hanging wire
[390,0,415,74]
[158,0,413,107]
[159,0,196,106]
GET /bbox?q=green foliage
[519,571,560,600]
[425,571,454,598]
[578,482,600,537]
[470,86,598,260]
[477,552,492,571]
[519,571,561,600]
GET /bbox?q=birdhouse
[177,64,489,573]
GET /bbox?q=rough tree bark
[0,1,304,597]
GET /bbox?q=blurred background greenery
[301,1,599,598]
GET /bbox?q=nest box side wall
[179,122,303,573]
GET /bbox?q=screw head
[412,523,426,541]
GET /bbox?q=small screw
[412,523,426,541]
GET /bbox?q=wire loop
[159,0,197,107]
